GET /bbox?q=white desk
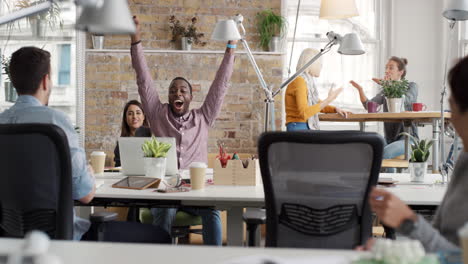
[85,173,447,246]
[89,173,264,246]
[0,238,364,264]
[381,173,447,206]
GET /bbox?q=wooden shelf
[0,35,74,41]
[85,49,285,55]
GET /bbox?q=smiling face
[168,79,193,116]
[385,60,405,80]
[125,104,145,134]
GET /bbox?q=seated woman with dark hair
[113,100,151,167]
[363,55,468,252]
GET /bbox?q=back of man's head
[9,47,51,95]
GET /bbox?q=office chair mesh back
[258,131,383,249]
[0,124,73,239]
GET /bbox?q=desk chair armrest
[90,212,118,223]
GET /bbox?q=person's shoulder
[288,76,306,88]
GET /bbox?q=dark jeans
[82,221,171,244]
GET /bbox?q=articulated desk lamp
[211,13,365,132]
[0,0,135,35]
[439,0,468,181]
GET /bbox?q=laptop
[118,137,178,176]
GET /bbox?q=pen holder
[213,159,261,186]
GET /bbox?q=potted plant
[142,137,172,179]
[15,0,63,37]
[1,55,17,102]
[256,9,287,52]
[401,132,434,182]
[381,79,409,113]
[169,16,207,50]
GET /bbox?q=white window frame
[281,0,387,131]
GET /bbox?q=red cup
[412,103,427,112]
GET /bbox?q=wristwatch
[397,217,418,235]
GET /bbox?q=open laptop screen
[118,137,178,176]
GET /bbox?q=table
[81,173,446,246]
[0,238,364,264]
[84,172,265,247]
[319,112,452,173]
[381,173,447,207]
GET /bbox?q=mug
[412,103,427,112]
[367,101,381,113]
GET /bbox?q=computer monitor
[118,137,178,176]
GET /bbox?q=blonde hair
[296,48,321,72]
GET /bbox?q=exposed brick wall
[85,0,284,165]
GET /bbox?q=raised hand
[131,16,141,43]
[327,85,343,101]
[350,80,363,91]
[372,78,383,85]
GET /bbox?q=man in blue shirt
[0,47,95,240]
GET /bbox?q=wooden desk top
[319,111,451,123]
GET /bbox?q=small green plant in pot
[381,79,409,113]
[257,9,287,51]
[142,137,172,179]
[400,132,434,182]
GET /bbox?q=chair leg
[171,236,178,245]
[246,223,258,247]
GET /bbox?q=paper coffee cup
[190,162,207,190]
[90,151,106,175]
[458,222,468,264]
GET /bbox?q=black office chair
[0,123,74,239]
[258,131,384,249]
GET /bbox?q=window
[0,1,77,124]
[462,22,468,57]
[58,44,71,85]
[283,0,383,111]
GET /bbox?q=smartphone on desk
[156,187,190,193]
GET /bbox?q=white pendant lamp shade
[443,0,468,21]
[319,0,359,19]
[211,20,242,41]
[76,0,135,34]
[338,33,365,55]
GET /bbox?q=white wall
[390,0,456,165]
[389,0,445,111]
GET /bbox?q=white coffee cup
[190,162,207,190]
[458,222,468,264]
[90,151,106,175]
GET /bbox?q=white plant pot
[181,37,192,51]
[410,162,428,183]
[92,35,104,49]
[268,36,281,52]
[386,97,403,113]
[144,157,166,180]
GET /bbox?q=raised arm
[130,16,161,119]
[200,41,236,126]
[351,80,385,109]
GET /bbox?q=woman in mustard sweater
[285,48,350,131]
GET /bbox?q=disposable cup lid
[91,151,106,156]
[190,162,207,168]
